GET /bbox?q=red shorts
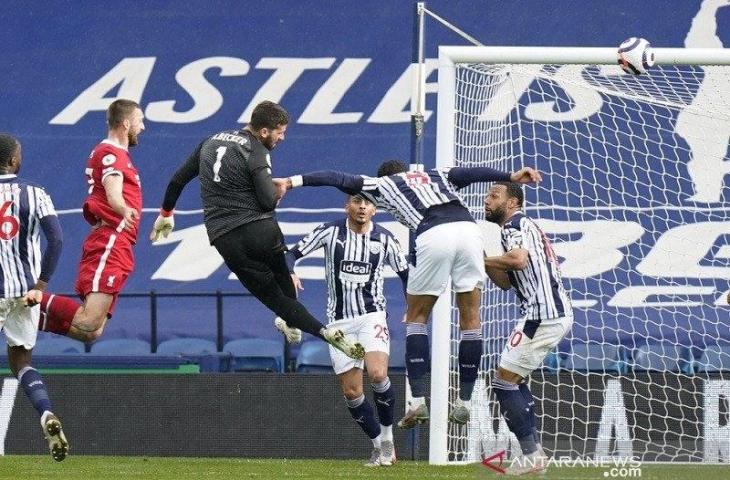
[75,226,135,315]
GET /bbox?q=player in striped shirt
[483,182,573,475]
[274,161,541,427]
[0,134,68,461]
[280,194,408,466]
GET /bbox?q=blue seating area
[32,337,85,355]
[695,346,730,372]
[91,339,152,355]
[157,338,218,356]
[296,341,332,373]
[3,328,730,375]
[564,344,626,373]
[631,344,694,374]
[224,339,284,373]
[539,343,722,375]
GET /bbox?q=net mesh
[444,62,730,463]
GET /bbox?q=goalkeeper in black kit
[149,100,364,360]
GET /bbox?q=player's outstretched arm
[510,167,542,184]
[445,166,512,189]
[280,170,365,195]
[151,144,202,242]
[445,166,542,189]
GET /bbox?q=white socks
[380,425,393,442]
[40,410,52,426]
[410,396,426,408]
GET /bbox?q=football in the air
[617,37,655,75]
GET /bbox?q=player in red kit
[33,99,144,342]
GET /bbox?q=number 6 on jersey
[0,200,19,240]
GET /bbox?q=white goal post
[431,46,730,465]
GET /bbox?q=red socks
[39,293,80,335]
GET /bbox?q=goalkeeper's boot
[322,327,365,360]
[505,448,548,476]
[397,400,429,429]
[274,317,302,344]
[380,440,396,466]
[364,448,382,467]
[448,399,471,425]
[41,411,69,462]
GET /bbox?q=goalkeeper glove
[150,209,174,242]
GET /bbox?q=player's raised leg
[40,292,114,343]
[40,223,133,344]
[449,287,483,425]
[215,230,364,360]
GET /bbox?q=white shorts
[328,311,390,375]
[499,316,573,378]
[0,298,39,350]
[407,221,485,296]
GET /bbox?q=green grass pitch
[0,456,727,480]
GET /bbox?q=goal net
[430,46,730,465]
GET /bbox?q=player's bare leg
[449,287,483,425]
[398,293,437,429]
[8,346,68,461]
[66,293,114,343]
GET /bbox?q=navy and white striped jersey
[287,219,408,323]
[501,211,572,322]
[299,167,511,235]
[0,175,57,298]
[358,169,468,231]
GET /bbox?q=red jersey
[82,139,143,243]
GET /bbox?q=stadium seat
[223,338,284,373]
[32,337,85,355]
[156,337,218,355]
[564,343,625,373]
[694,346,730,372]
[90,338,152,355]
[296,341,333,373]
[388,340,406,373]
[631,344,693,374]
